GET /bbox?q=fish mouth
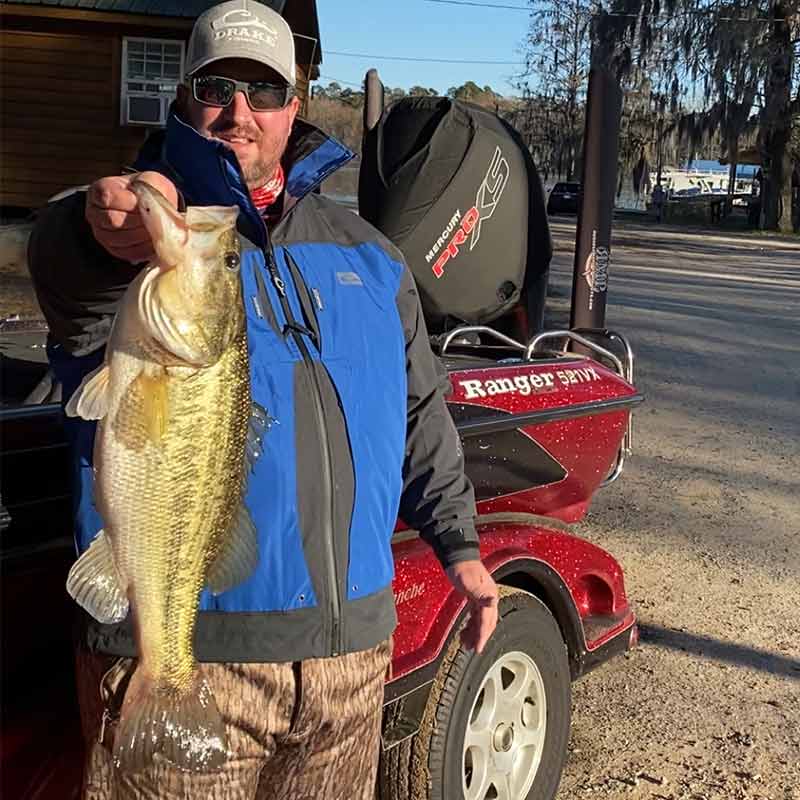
[130,180,188,270]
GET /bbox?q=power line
[426,0,528,8]
[326,49,522,65]
[424,0,790,21]
[318,74,364,88]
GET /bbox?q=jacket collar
[134,111,354,246]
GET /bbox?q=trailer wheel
[379,588,571,800]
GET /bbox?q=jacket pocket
[339,244,399,312]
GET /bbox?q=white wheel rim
[462,650,547,800]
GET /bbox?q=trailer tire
[378,587,571,800]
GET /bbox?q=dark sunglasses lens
[194,77,235,107]
[248,84,290,110]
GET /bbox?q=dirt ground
[546,219,800,800]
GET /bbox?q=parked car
[2,318,640,800]
[547,182,582,215]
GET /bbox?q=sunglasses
[191,75,295,112]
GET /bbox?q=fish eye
[224,251,240,272]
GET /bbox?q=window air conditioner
[123,93,171,127]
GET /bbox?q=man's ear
[287,95,301,124]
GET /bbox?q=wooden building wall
[296,64,311,113]
[1,24,151,211]
[1,9,315,212]
[1,30,149,210]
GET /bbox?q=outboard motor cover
[359,97,551,330]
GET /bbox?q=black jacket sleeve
[396,266,480,568]
[27,191,140,356]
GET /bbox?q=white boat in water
[659,167,756,200]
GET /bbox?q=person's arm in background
[396,266,499,654]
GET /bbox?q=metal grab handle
[526,330,626,378]
[570,328,635,458]
[571,327,635,385]
[438,325,525,356]
[527,329,636,484]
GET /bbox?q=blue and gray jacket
[28,113,479,662]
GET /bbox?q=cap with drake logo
[185,0,296,86]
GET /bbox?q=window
[121,37,184,126]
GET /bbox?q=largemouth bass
[65,180,259,773]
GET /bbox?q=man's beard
[207,122,288,189]
[240,157,279,189]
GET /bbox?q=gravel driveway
[546,218,800,800]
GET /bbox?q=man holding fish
[28,2,498,797]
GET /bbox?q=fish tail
[113,666,227,773]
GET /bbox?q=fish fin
[65,364,111,420]
[245,402,273,473]
[206,501,258,595]
[114,668,226,773]
[132,370,169,443]
[66,530,129,623]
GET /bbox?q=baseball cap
[185,0,296,86]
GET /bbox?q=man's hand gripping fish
[65,180,262,773]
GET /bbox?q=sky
[314,0,531,97]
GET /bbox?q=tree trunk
[759,1,793,232]
[761,129,793,232]
[566,92,577,182]
[727,158,737,198]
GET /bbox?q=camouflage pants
[76,640,392,800]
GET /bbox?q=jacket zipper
[263,248,342,657]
